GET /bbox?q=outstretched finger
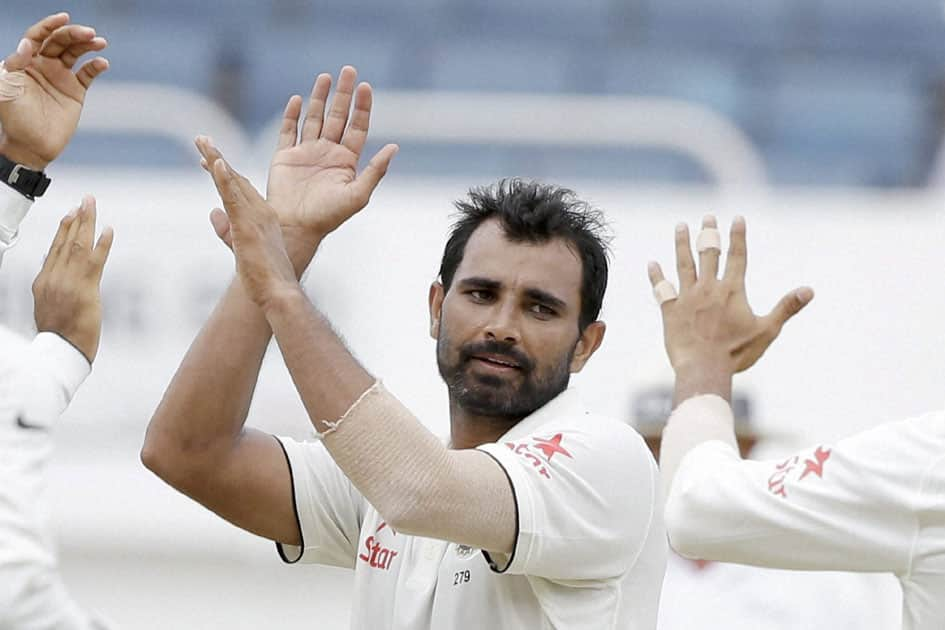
[74,56,109,89]
[674,222,696,290]
[4,37,35,72]
[89,226,115,280]
[321,66,357,143]
[211,159,246,222]
[723,216,747,286]
[41,210,76,273]
[195,135,224,172]
[348,143,398,209]
[648,261,678,311]
[277,95,304,149]
[74,195,97,251]
[39,24,96,59]
[341,82,373,158]
[763,287,814,332]
[697,215,721,281]
[53,202,85,273]
[300,73,331,143]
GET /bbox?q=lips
[472,354,521,369]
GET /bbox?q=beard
[436,333,574,421]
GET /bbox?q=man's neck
[448,398,521,450]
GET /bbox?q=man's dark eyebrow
[457,277,568,311]
[524,288,567,311]
[457,277,501,291]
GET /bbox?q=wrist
[0,139,50,171]
[673,359,733,407]
[260,281,307,320]
[282,226,322,278]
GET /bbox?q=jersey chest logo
[359,521,399,571]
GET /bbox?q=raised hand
[33,196,114,363]
[204,147,297,309]
[262,66,397,239]
[0,13,109,170]
[648,215,814,377]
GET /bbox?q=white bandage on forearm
[696,228,721,252]
[0,62,26,101]
[660,394,738,502]
[653,280,678,305]
[320,381,516,552]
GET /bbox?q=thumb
[349,143,398,210]
[210,208,233,250]
[765,286,814,330]
[3,38,33,72]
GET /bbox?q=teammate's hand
[0,13,109,170]
[198,66,397,246]
[33,196,114,363]
[204,146,298,310]
[648,215,814,376]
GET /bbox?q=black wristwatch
[0,153,51,200]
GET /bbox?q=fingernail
[797,287,814,303]
[675,223,686,233]
[17,38,30,56]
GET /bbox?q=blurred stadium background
[1,1,943,627]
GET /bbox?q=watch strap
[0,153,50,199]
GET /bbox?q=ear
[569,321,606,373]
[428,281,445,339]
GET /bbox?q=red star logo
[532,434,572,462]
[799,446,832,481]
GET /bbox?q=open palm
[264,67,397,240]
[0,14,108,169]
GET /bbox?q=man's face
[431,220,601,420]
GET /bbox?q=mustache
[459,340,534,372]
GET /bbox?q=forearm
[264,288,516,552]
[660,363,737,501]
[142,237,316,476]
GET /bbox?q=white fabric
[277,388,667,629]
[657,552,901,630]
[665,398,945,630]
[0,325,96,629]
[0,180,34,267]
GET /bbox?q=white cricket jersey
[277,388,667,629]
[0,181,32,267]
[657,552,901,629]
[0,326,98,629]
[665,396,945,630]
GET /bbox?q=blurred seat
[758,61,925,186]
[442,0,616,41]
[802,0,945,58]
[429,39,575,93]
[644,0,796,53]
[242,27,404,129]
[88,19,220,95]
[603,48,742,118]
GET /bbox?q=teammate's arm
[0,13,108,267]
[647,215,813,500]
[141,68,395,546]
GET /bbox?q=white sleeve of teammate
[2,332,91,430]
[664,396,917,573]
[477,421,661,580]
[0,182,33,268]
[274,436,366,568]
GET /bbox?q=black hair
[438,178,610,331]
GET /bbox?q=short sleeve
[477,420,660,581]
[665,421,922,573]
[275,436,365,568]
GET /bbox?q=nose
[483,301,520,344]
